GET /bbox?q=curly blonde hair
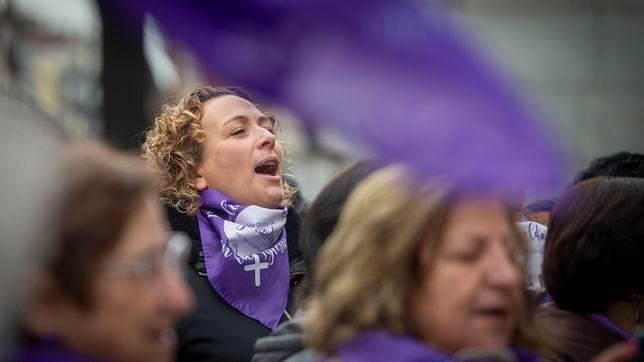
[141,86,295,215]
[306,165,536,354]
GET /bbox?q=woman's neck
[604,300,637,334]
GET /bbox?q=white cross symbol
[244,255,269,287]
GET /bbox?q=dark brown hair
[47,142,155,307]
[298,159,384,300]
[543,177,644,313]
[574,152,644,184]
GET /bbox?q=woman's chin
[256,190,285,209]
[465,333,512,350]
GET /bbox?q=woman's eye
[264,127,276,134]
[509,248,525,265]
[132,262,154,279]
[231,128,245,136]
[454,250,481,263]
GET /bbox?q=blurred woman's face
[409,199,523,354]
[195,95,285,208]
[44,195,194,362]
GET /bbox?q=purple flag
[109,0,564,192]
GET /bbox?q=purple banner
[110,0,564,192]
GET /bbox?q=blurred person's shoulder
[535,303,624,362]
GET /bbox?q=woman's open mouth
[474,306,512,327]
[146,327,177,350]
[255,156,280,178]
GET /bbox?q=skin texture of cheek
[204,145,247,189]
[410,259,519,354]
[411,275,471,354]
[82,282,170,362]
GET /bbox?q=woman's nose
[487,245,521,290]
[257,128,277,149]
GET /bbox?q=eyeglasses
[106,232,191,282]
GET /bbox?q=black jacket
[168,206,305,362]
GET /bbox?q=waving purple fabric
[109,0,563,191]
[197,189,289,329]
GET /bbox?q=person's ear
[22,273,67,337]
[194,167,208,191]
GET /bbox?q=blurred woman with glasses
[10,142,193,362]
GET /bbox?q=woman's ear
[22,273,66,338]
[194,168,208,191]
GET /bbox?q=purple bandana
[335,331,540,362]
[197,189,289,329]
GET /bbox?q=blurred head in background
[574,152,644,184]
[142,85,295,213]
[0,92,64,352]
[307,166,535,357]
[522,199,555,226]
[537,177,644,361]
[18,143,193,362]
[298,159,383,300]
[543,177,644,315]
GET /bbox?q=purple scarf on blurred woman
[197,189,289,330]
[8,338,100,362]
[335,331,540,362]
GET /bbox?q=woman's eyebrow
[222,114,272,127]
[258,115,273,124]
[466,234,488,245]
[222,115,250,127]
